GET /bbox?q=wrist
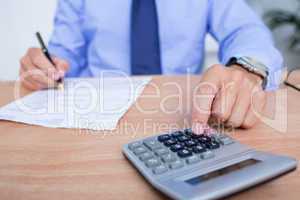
[226,57,268,90]
[230,64,264,86]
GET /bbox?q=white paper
[0,77,151,130]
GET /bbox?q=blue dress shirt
[48,0,283,90]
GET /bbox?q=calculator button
[220,137,234,145]
[133,146,147,155]
[171,131,184,138]
[153,165,168,175]
[191,133,201,139]
[186,147,194,152]
[184,129,201,139]
[154,148,169,156]
[157,134,171,142]
[139,152,154,161]
[200,151,215,160]
[192,145,206,154]
[169,160,184,169]
[143,139,162,150]
[177,135,190,142]
[186,155,200,164]
[164,139,177,147]
[185,140,197,147]
[170,144,184,152]
[198,136,211,144]
[206,141,220,150]
[128,142,142,150]
[145,158,161,168]
[183,128,193,136]
[161,153,177,163]
[178,149,193,158]
[213,133,227,139]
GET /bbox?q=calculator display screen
[185,159,260,185]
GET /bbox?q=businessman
[19,0,283,133]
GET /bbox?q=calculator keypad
[128,129,234,175]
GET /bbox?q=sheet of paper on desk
[0,77,151,130]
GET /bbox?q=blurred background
[0,0,299,80]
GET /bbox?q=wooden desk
[0,76,299,200]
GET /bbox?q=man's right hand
[19,48,69,90]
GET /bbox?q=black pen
[36,32,64,90]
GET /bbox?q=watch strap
[226,57,269,89]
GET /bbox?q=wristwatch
[227,57,269,90]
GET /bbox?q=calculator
[122,129,297,200]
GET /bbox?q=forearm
[208,0,283,90]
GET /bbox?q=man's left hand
[192,64,267,134]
